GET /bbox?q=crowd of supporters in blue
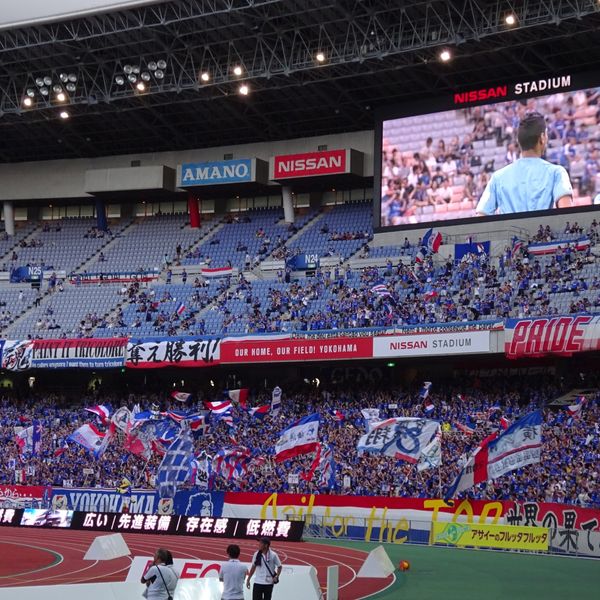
[1,369,598,508]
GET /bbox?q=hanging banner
[28,338,127,368]
[126,338,221,368]
[432,521,549,551]
[219,335,372,363]
[1,340,34,371]
[505,315,600,358]
[0,485,50,508]
[373,330,490,358]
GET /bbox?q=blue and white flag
[360,408,380,432]
[419,381,432,399]
[417,426,442,472]
[67,423,106,456]
[318,444,337,490]
[445,410,542,500]
[271,386,282,415]
[275,413,320,462]
[32,419,43,456]
[85,405,112,425]
[156,429,195,499]
[567,395,586,418]
[357,417,440,464]
[190,451,212,489]
[371,283,391,298]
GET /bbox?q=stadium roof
[0,0,599,164]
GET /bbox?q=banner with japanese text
[431,521,549,551]
[126,338,221,368]
[505,315,600,358]
[0,485,50,508]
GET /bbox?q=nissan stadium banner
[0,508,303,542]
[0,338,127,370]
[270,148,364,180]
[178,158,269,187]
[126,338,221,368]
[376,71,600,231]
[505,315,600,359]
[0,485,51,509]
[50,487,226,517]
[372,330,490,358]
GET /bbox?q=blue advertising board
[180,159,253,186]
[10,265,43,283]
[287,253,320,270]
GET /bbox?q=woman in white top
[246,538,282,600]
[141,548,179,600]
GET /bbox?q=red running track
[0,528,394,599]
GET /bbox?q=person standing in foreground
[476,111,573,215]
[220,544,248,600]
[141,548,178,600]
[246,538,282,600]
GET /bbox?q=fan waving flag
[206,400,234,428]
[186,413,208,434]
[275,413,320,462]
[67,423,106,456]
[32,419,43,456]
[171,391,192,403]
[176,302,186,316]
[15,425,34,455]
[85,405,111,425]
[357,417,440,463]
[420,381,432,399]
[271,386,282,415]
[156,429,195,499]
[318,444,337,489]
[249,405,270,419]
[567,395,586,418]
[371,283,391,298]
[445,410,542,500]
[330,409,345,423]
[227,388,249,409]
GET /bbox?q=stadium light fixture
[23,97,33,107]
[200,72,210,82]
[26,88,35,98]
[154,69,164,80]
[56,92,66,102]
[67,73,77,83]
[35,77,44,87]
[141,72,151,82]
[439,49,452,62]
[65,83,76,93]
[52,84,62,94]
[233,65,243,76]
[115,75,125,85]
[43,76,52,86]
[40,87,49,96]
[239,84,249,95]
[59,73,69,83]
[157,59,167,70]
[316,52,326,63]
[136,81,146,91]
[59,110,70,119]
[505,14,517,26]
[148,61,158,71]
[127,73,137,83]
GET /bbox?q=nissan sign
[272,149,350,179]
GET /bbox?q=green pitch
[314,539,599,600]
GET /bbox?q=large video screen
[378,76,600,229]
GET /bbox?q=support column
[188,192,201,228]
[282,186,295,224]
[3,201,15,236]
[95,198,107,231]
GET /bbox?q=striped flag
[227,388,249,409]
[424,402,435,415]
[156,429,195,499]
[205,400,234,428]
[420,381,432,399]
[187,414,208,434]
[171,391,192,403]
[176,302,186,316]
[275,414,320,462]
[249,405,270,419]
[318,444,337,489]
[500,416,511,430]
[271,386,282,415]
[371,283,391,298]
[567,395,586,418]
[454,419,475,435]
[85,405,111,425]
[330,409,345,422]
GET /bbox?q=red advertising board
[273,149,347,178]
[219,336,372,363]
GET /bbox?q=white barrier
[0,581,140,600]
[84,533,130,560]
[127,556,322,600]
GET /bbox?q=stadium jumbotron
[0,2,599,599]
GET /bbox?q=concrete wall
[0,130,374,201]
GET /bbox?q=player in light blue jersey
[476,111,573,216]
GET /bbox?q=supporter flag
[330,409,345,423]
[357,417,440,464]
[171,391,192,403]
[476,243,486,255]
[176,302,186,316]
[85,405,111,425]
[271,386,282,415]
[417,425,442,472]
[249,405,270,419]
[164,409,190,424]
[213,447,253,481]
[67,423,106,456]
[424,402,435,416]
[32,419,43,456]
[422,228,443,254]
[14,426,34,455]
[206,400,234,428]
[420,381,432,399]
[227,388,249,409]
[95,421,117,458]
[510,236,523,259]
[275,413,320,462]
[454,418,476,435]
[54,440,69,458]
[445,410,542,501]
[186,413,208,434]
[156,429,195,499]
[371,283,391,298]
[500,416,511,430]
[318,444,337,490]
[301,443,322,482]
[567,395,587,418]
[112,406,132,432]
[361,408,380,432]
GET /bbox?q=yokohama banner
[126,338,221,368]
[219,335,373,363]
[373,330,490,358]
[505,315,600,358]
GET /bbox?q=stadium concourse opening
[1,1,600,599]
